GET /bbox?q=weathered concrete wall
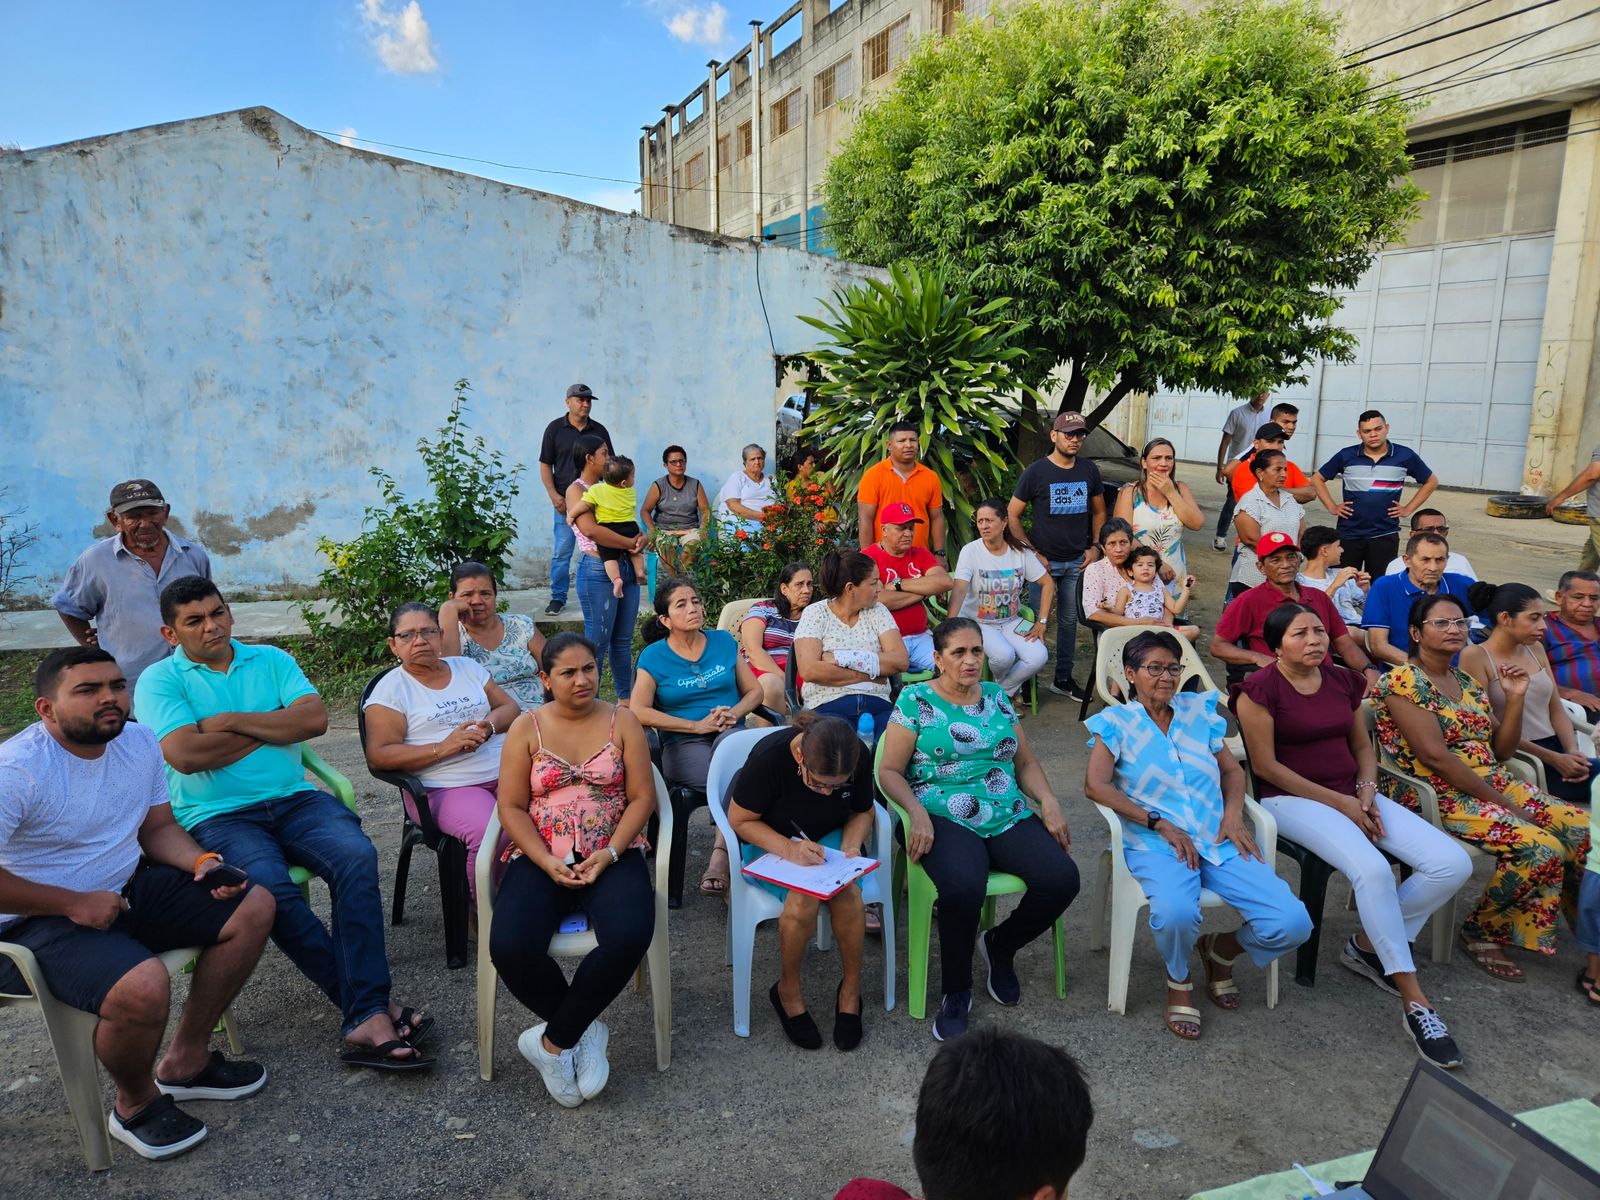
[0,107,878,599]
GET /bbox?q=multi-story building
[640,1,1600,494]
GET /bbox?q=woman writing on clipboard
[728,712,875,1052]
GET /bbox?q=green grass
[0,650,48,735]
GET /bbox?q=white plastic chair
[1089,799,1282,1015]
[0,943,243,1172]
[1560,699,1597,759]
[704,727,896,1037]
[716,597,764,635]
[1089,625,1222,709]
[474,766,674,1079]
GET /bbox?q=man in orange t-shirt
[1229,421,1313,502]
[857,421,947,559]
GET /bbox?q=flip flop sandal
[1198,932,1242,1009]
[699,847,730,898]
[1164,978,1201,1040]
[865,905,883,935]
[339,1040,436,1072]
[1576,972,1600,1006]
[1459,934,1523,983]
[393,1006,434,1046]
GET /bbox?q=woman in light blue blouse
[1084,631,1310,1041]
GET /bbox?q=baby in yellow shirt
[570,456,644,598]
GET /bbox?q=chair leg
[1430,895,1456,965]
[221,1009,243,1055]
[1105,889,1142,1016]
[1052,917,1067,1000]
[646,927,672,1071]
[392,824,421,927]
[39,1003,114,1172]
[1089,850,1112,952]
[879,889,897,1014]
[730,904,759,1038]
[815,907,834,952]
[906,878,935,1020]
[476,919,498,1082]
[1293,858,1336,987]
[979,895,997,930]
[437,839,470,971]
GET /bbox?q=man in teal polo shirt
[135,576,434,1072]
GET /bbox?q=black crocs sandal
[339,1040,436,1072]
[769,982,822,1050]
[1578,972,1600,1007]
[156,1050,268,1101]
[108,1094,208,1161]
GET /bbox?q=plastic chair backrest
[716,598,763,635]
[1093,625,1219,709]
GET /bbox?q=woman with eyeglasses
[1235,603,1471,1067]
[363,601,522,906]
[1085,630,1310,1040]
[1374,592,1590,983]
[728,711,876,1050]
[641,445,710,573]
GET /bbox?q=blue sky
[1,0,756,212]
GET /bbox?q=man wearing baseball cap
[51,480,213,690]
[1008,412,1106,702]
[863,503,953,673]
[538,384,613,616]
[1211,532,1379,685]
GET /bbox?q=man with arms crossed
[863,502,954,673]
[858,421,948,558]
[1544,570,1600,722]
[136,577,435,1073]
[0,647,274,1160]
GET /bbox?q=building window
[938,0,989,35]
[866,15,911,81]
[815,55,854,112]
[737,120,753,160]
[1403,112,1569,247]
[771,88,802,138]
[717,132,731,168]
[684,152,707,190]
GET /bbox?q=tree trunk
[1057,370,1090,416]
[1083,375,1141,431]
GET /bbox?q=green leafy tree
[822,0,1421,425]
[299,380,523,671]
[799,262,1034,546]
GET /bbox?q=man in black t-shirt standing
[538,384,613,615]
[1007,412,1105,702]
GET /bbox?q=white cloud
[582,187,641,214]
[665,3,728,46]
[360,0,439,75]
[337,127,360,147]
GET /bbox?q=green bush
[298,380,523,673]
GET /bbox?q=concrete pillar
[750,20,764,237]
[707,62,721,233]
[1523,98,1600,495]
[639,129,651,219]
[661,106,676,226]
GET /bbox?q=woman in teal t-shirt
[877,617,1079,1042]
[631,576,765,899]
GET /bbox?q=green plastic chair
[873,738,1067,1019]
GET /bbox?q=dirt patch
[192,502,316,555]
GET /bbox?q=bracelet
[1354,780,1377,792]
[486,718,497,736]
[606,845,619,864]
[194,851,222,873]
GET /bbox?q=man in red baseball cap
[863,502,953,673]
[1212,532,1379,685]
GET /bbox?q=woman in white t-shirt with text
[793,550,909,744]
[949,498,1056,699]
[363,601,521,907]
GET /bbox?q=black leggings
[488,851,654,1049]
[916,815,1080,995]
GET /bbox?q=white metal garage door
[1147,231,1553,492]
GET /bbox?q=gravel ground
[3,479,1597,1198]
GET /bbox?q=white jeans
[979,621,1049,695]
[1262,793,1473,976]
[904,631,936,673]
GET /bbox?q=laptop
[1342,1062,1600,1199]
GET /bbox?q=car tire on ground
[1485,494,1552,520]
[1551,502,1590,526]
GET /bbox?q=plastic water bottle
[856,713,875,746]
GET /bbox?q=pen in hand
[788,821,826,866]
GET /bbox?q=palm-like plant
[799,263,1036,547]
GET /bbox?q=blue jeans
[190,789,392,1038]
[550,510,578,606]
[578,553,640,700]
[1043,558,1083,685]
[814,693,892,743]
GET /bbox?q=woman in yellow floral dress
[1374,593,1589,982]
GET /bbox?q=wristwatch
[1146,810,1163,831]
[892,579,903,591]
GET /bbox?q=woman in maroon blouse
[1235,603,1474,1069]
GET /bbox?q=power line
[1401,41,1600,102]
[1359,4,1597,93]
[1346,0,1498,57]
[1345,0,1571,68]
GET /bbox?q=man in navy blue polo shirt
[1362,531,1477,666]
[1310,410,1440,577]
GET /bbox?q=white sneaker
[518,1023,582,1107]
[1212,535,1228,551]
[573,1020,611,1100]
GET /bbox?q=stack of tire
[1486,494,1588,524]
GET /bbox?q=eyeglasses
[1416,524,1449,535]
[1139,663,1184,678]
[393,627,442,643]
[1059,431,1087,439]
[1421,617,1470,631]
[800,761,849,795]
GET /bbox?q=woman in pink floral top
[491,632,657,1108]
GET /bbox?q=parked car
[776,393,807,436]
[1082,423,1143,503]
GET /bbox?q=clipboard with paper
[740,845,880,899]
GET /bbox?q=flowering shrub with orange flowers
[670,473,850,619]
